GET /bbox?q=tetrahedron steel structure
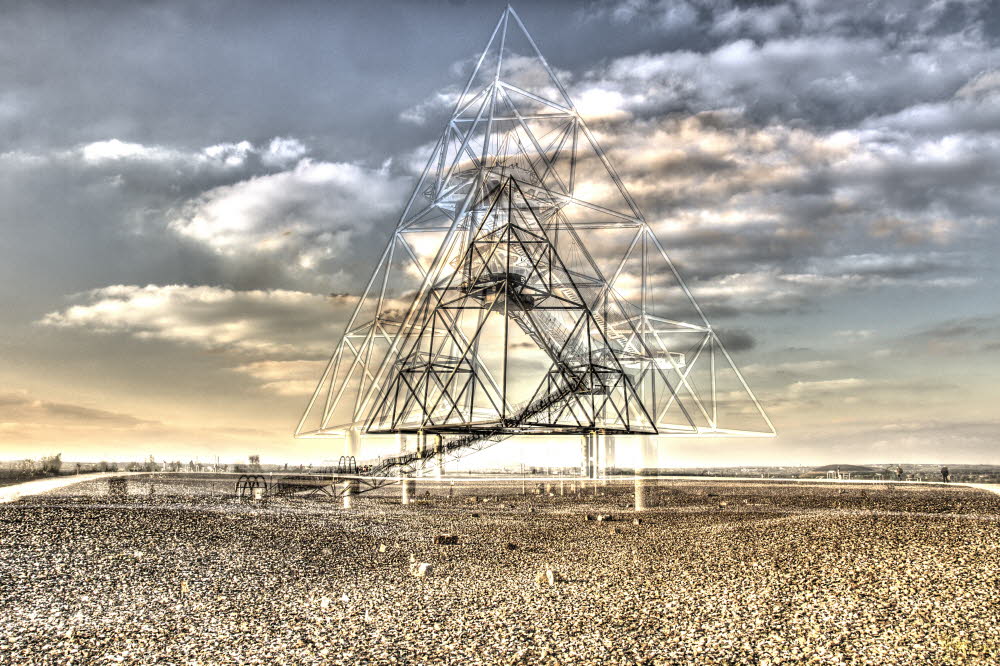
[296,7,775,462]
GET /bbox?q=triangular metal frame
[296,7,775,457]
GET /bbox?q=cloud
[956,70,1000,101]
[788,377,871,396]
[0,150,48,167]
[566,2,1000,280]
[569,113,979,318]
[6,136,314,175]
[79,138,263,169]
[400,91,460,125]
[260,137,309,168]
[5,1,1000,464]
[802,252,964,278]
[574,88,634,121]
[612,110,996,244]
[0,389,160,432]
[781,376,956,410]
[2,136,411,295]
[80,139,183,164]
[710,3,799,40]
[39,284,352,359]
[905,314,1000,355]
[591,0,700,33]
[167,159,409,278]
[200,140,255,167]
[387,4,992,328]
[863,73,1000,137]
[568,111,985,320]
[586,1,996,59]
[714,327,755,352]
[579,35,991,129]
[830,419,1000,464]
[681,266,968,317]
[833,329,874,340]
[0,387,291,460]
[743,359,840,375]
[231,360,327,396]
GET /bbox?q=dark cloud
[905,314,1000,355]
[578,0,999,129]
[0,390,159,429]
[39,402,153,426]
[715,327,755,352]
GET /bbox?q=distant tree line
[0,454,62,482]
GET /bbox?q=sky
[2,0,999,467]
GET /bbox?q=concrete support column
[341,480,357,509]
[634,434,657,512]
[345,428,361,458]
[432,434,444,479]
[399,431,419,504]
[401,478,416,505]
[639,434,658,469]
[596,433,615,483]
[634,476,647,512]
[415,431,427,478]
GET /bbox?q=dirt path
[966,483,1000,496]
[0,472,137,503]
[1,471,996,503]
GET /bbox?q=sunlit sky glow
[2,0,999,467]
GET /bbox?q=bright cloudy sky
[2,0,999,466]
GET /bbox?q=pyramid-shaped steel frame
[296,7,775,450]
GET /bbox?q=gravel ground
[1,477,998,665]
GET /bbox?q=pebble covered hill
[2,477,999,664]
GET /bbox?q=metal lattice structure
[295,7,774,481]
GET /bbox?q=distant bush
[40,454,62,475]
[0,454,62,483]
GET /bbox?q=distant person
[941,466,950,483]
[895,466,904,481]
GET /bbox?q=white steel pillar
[581,432,600,480]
